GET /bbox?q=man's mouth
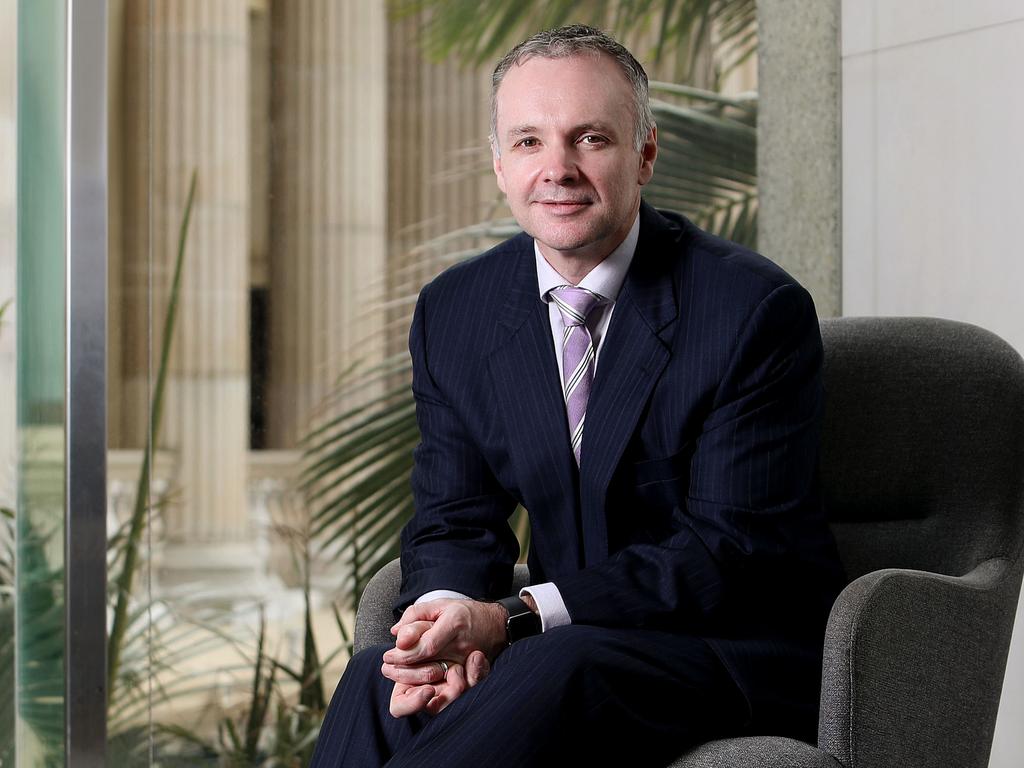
[535,199,591,214]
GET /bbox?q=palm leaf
[393,0,757,85]
[647,84,757,248]
[3,514,65,762]
[108,170,198,700]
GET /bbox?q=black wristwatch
[496,596,542,644]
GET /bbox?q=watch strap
[497,596,541,644]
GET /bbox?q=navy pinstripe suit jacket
[398,202,845,733]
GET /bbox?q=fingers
[381,660,449,686]
[387,657,487,719]
[383,621,454,666]
[425,663,468,715]
[389,682,435,718]
[391,601,443,633]
[393,620,434,650]
[465,650,491,688]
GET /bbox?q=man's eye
[516,138,539,148]
[580,134,607,145]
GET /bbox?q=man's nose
[541,145,579,184]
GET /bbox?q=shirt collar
[535,212,640,303]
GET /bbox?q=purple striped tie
[548,286,604,464]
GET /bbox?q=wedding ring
[437,660,449,677]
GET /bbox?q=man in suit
[311,25,844,768]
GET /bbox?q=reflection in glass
[0,0,15,762]
[14,1,67,765]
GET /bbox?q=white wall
[841,2,1024,765]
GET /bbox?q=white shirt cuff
[520,582,571,632]
[415,589,470,604]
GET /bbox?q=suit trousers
[310,624,749,768]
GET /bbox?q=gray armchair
[353,317,1024,768]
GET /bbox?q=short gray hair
[490,25,656,153]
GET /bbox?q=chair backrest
[819,317,1024,582]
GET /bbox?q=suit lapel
[578,205,680,563]
[487,240,584,571]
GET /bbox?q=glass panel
[106,1,153,760]
[12,0,67,766]
[105,3,759,765]
[0,0,17,763]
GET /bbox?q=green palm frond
[0,604,13,767]
[2,515,65,763]
[647,83,757,248]
[108,171,198,701]
[0,505,13,590]
[393,0,757,84]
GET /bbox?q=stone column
[384,12,494,356]
[266,0,388,448]
[145,0,253,584]
[108,0,150,451]
[758,0,842,317]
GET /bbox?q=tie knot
[549,286,603,328]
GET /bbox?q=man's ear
[638,127,657,186]
[491,141,507,194]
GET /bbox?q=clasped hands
[382,598,507,717]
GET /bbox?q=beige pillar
[383,13,495,356]
[146,1,252,568]
[266,0,389,448]
[108,0,151,451]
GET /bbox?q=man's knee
[349,643,389,673]
[329,642,391,699]
[495,624,621,687]
[495,625,721,700]
[505,623,639,659]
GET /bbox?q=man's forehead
[494,53,633,124]
[499,50,620,86]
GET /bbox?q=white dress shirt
[417,213,641,633]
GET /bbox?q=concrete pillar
[758,0,842,317]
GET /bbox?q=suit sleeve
[395,286,520,613]
[553,282,839,632]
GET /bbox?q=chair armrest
[354,558,403,653]
[352,560,534,654]
[818,557,1019,768]
[674,735,842,768]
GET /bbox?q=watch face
[508,606,541,642]
[499,597,541,643]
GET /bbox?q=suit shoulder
[666,213,801,296]
[646,208,817,332]
[413,230,533,361]
[420,230,532,305]
[643,208,811,309]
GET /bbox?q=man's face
[492,53,657,266]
